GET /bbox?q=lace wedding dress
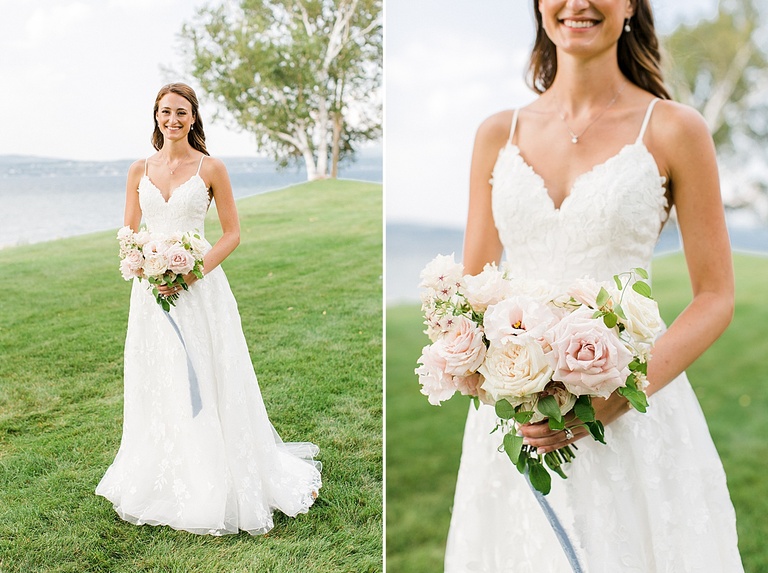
[444,100,744,572]
[96,156,321,535]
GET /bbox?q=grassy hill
[0,180,382,573]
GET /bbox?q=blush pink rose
[544,307,633,398]
[119,249,144,280]
[166,245,195,275]
[436,315,487,377]
[415,344,458,406]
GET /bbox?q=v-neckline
[504,140,647,211]
[142,174,203,204]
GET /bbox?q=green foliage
[0,180,382,573]
[386,253,768,572]
[664,0,768,149]
[179,0,382,178]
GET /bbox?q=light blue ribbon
[525,469,585,573]
[163,310,202,417]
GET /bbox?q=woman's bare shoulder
[127,158,147,178]
[650,99,712,148]
[475,109,517,149]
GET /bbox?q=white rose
[483,296,558,345]
[619,287,663,345]
[435,315,487,377]
[143,252,169,278]
[134,230,152,247]
[188,236,210,259]
[463,263,513,313]
[479,337,554,403]
[567,277,611,309]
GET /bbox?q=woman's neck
[547,50,626,115]
[160,140,194,160]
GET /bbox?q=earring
[191,124,194,130]
[624,18,631,32]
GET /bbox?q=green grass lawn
[386,253,768,573]
[0,180,382,573]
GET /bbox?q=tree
[180,0,382,180]
[663,0,768,150]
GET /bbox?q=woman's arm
[186,157,241,285]
[462,112,510,274]
[522,102,734,453]
[643,101,734,394]
[124,160,145,230]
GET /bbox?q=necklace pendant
[571,136,578,144]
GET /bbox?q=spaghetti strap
[636,98,660,142]
[196,155,205,175]
[508,109,520,144]
[144,158,148,176]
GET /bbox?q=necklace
[555,83,627,144]
[162,152,191,175]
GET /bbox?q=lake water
[386,221,768,304]
[0,152,382,249]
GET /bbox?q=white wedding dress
[444,100,744,572]
[96,156,321,535]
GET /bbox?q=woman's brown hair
[152,83,210,155]
[527,0,671,99]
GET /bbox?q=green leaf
[548,417,566,431]
[537,395,562,422]
[613,274,623,290]
[513,410,534,424]
[634,267,649,279]
[596,286,610,308]
[574,396,595,422]
[618,386,649,413]
[503,432,524,464]
[602,312,618,328]
[495,399,515,420]
[516,449,529,474]
[528,459,552,495]
[472,396,480,410]
[615,303,627,320]
[628,359,648,375]
[586,420,606,444]
[632,281,653,299]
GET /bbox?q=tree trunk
[331,112,343,179]
[315,95,329,179]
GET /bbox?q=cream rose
[479,337,554,403]
[435,315,487,377]
[545,307,633,398]
[143,252,169,278]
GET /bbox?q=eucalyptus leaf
[495,399,515,420]
[503,432,524,464]
[615,303,627,320]
[613,275,623,290]
[634,267,649,279]
[516,449,528,474]
[603,312,618,328]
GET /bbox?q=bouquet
[415,254,663,494]
[117,226,206,311]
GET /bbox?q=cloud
[25,2,92,46]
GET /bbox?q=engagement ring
[564,428,574,441]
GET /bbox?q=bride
[96,83,321,536]
[444,0,744,571]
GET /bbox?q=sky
[0,0,254,161]
[385,0,720,228]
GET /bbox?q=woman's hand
[518,393,631,455]
[156,271,199,298]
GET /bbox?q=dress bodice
[491,100,668,284]
[138,157,211,236]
